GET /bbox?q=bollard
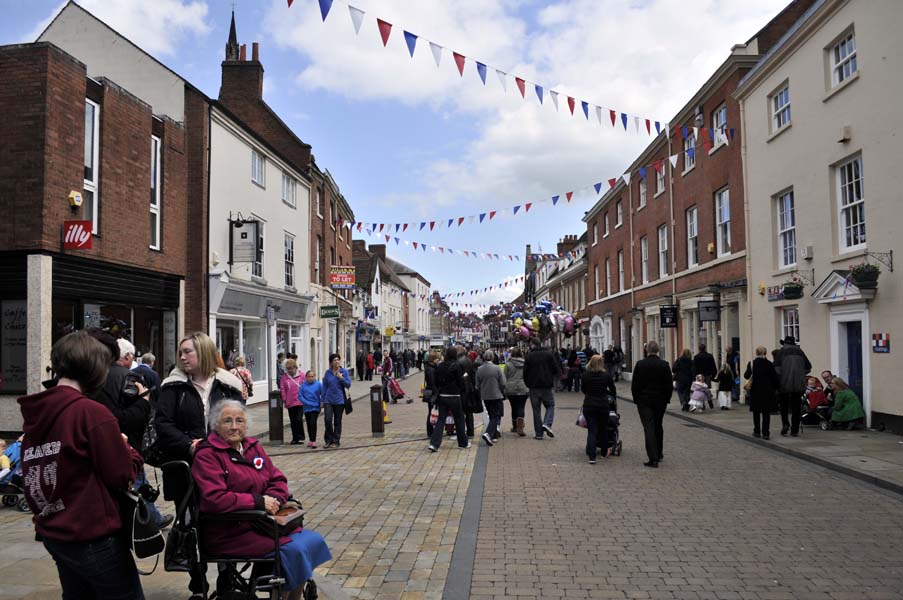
[268,389,284,445]
[370,385,385,437]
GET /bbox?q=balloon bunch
[511,300,577,341]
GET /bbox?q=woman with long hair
[581,355,617,464]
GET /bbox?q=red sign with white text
[63,221,93,250]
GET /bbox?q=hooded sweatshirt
[18,385,142,542]
[299,380,324,412]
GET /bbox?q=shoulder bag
[344,388,354,414]
[120,487,165,571]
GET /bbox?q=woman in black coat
[581,355,617,463]
[423,350,440,436]
[743,346,779,439]
[672,349,694,411]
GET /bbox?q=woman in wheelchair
[192,400,331,599]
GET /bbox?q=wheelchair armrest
[200,509,269,522]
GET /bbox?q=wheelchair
[161,461,318,600]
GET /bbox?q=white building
[384,258,431,350]
[736,0,903,431]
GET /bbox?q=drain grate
[682,423,702,428]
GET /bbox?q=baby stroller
[801,388,831,431]
[604,395,623,457]
[0,440,28,513]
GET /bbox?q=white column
[27,254,53,395]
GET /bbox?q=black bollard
[370,384,385,437]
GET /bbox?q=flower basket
[850,264,880,289]
[781,282,804,300]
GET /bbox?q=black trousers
[637,403,665,463]
[507,394,528,426]
[584,406,608,460]
[304,410,319,442]
[779,392,802,433]
[324,403,344,444]
[429,395,468,449]
[288,406,304,442]
[465,410,475,437]
[484,399,504,439]
[753,410,771,436]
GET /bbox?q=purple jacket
[192,431,296,557]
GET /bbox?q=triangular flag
[447,218,453,228]
[394,237,400,245]
[403,31,417,57]
[376,19,392,46]
[378,223,384,232]
[479,213,486,223]
[348,5,365,34]
[413,242,418,249]
[515,77,526,98]
[403,223,409,232]
[566,191,573,202]
[653,160,663,173]
[693,126,699,139]
[419,222,426,231]
[458,217,464,226]
[655,121,662,135]
[550,90,559,111]
[463,250,469,256]
[622,173,631,186]
[595,105,602,125]
[567,96,575,115]
[429,221,436,231]
[669,154,679,168]
[385,235,390,242]
[638,167,647,180]
[610,109,616,126]
[525,202,532,212]
[476,62,487,85]
[496,70,507,91]
[469,216,475,224]
[608,178,617,189]
[681,126,688,140]
[317,0,333,21]
[534,84,543,104]
[552,195,559,205]
[634,116,640,133]
[489,210,496,220]
[453,52,465,76]
[582,101,589,120]
[621,113,628,130]
[645,119,651,135]
[513,205,520,215]
[729,128,736,140]
[594,183,602,194]
[356,222,363,232]
[429,42,442,67]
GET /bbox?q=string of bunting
[338,130,733,234]
[292,0,669,135]
[440,274,526,298]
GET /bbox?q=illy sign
[63,221,93,250]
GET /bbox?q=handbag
[467,388,484,414]
[344,389,353,414]
[120,488,165,563]
[252,500,306,538]
[163,523,199,573]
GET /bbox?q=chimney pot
[252,42,259,62]
[239,44,247,60]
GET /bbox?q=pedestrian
[299,370,323,448]
[672,349,694,411]
[725,345,741,404]
[631,340,673,468]
[19,331,146,600]
[276,352,286,386]
[366,351,375,381]
[504,347,529,436]
[689,375,709,412]
[743,347,779,439]
[693,343,717,388]
[775,335,811,436]
[280,358,305,445]
[230,356,254,402]
[356,350,365,381]
[423,350,440,436]
[827,377,866,429]
[133,352,161,404]
[428,347,470,452]
[524,339,560,439]
[581,355,617,464]
[603,345,616,378]
[456,343,477,438]
[612,345,624,381]
[322,353,351,448]
[716,362,735,410]
[381,350,394,404]
[476,350,506,446]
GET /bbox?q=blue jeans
[43,535,144,600]
[134,468,163,524]
[529,387,555,436]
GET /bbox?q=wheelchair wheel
[303,579,318,600]
[1,494,17,507]
[17,498,30,513]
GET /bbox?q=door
[845,321,863,400]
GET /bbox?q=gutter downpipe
[739,97,755,369]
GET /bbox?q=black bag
[121,488,165,560]
[344,389,353,414]
[251,500,306,538]
[422,388,433,403]
[163,523,199,572]
[467,388,484,414]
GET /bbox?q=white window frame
[683,134,695,173]
[640,237,649,284]
[252,218,265,278]
[316,187,323,218]
[656,164,667,193]
[782,306,800,344]
[712,103,727,148]
[281,172,296,208]
[149,135,161,250]
[594,265,600,300]
[715,188,731,257]
[771,83,791,132]
[603,213,610,238]
[315,235,323,285]
[617,250,624,291]
[605,258,611,297]
[658,224,669,277]
[638,179,647,209]
[84,98,100,234]
[615,200,623,228]
[686,206,698,267]
[330,199,336,230]
[592,223,598,246]
[251,149,266,187]
[831,30,857,87]
[284,232,295,289]
[837,155,865,251]
[777,190,797,268]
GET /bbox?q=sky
[0,0,791,312]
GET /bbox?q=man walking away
[476,350,506,446]
[631,341,673,468]
[524,340,560,439]
[775,336,811,436]
[693,344,717,388]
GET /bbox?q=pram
[0,440,28,513]
[604,396,623,456]
[801,387,831,431]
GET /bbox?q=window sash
[284,233,295,288]
[605,259,611,296]
[683,136,695,171]
[771,86,791,129]
[594,266,600,300]
[832,32,857,85]
[641,238,649,283]
[593,224,598,244]
[617,251,624,290]
[838,157,865,249]
[639,181,646,207]
[778,192,796,267]
[603,214,609,236]
[251,150,266,186]
[658,225,668,276]
[252,221,265,278]
[616,201,623,226]
[782,307,800,344]
[716,189,731,255]
[687,207,698,266]
[712,104,727,145]
[281,173,296,207]
[150,136,161,249]
[84,99,100,234]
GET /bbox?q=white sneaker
[428,445,438,452]
[481,432,494,446]
[459,442,472,449]
[542,424,555,438]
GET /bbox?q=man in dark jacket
[631,341,673,468]
[455,343,477,437]
[775,335,811,436]
[692,343,717,387]
[524,340,561,439]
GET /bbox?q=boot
[516,417,526,437]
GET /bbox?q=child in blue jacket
[298,370,324,448]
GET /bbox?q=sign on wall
[1,300,27,392]
[231,220,258,263]
[320,305,340,319]
[329,266,356,289]
[63,220,93,250]
[766,286,784,301]
[872,332,890,353]
[660,304,679,328]
[698,300,720,322]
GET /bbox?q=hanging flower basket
[850,263,880,289]
[782,281,804,300]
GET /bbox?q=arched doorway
[590,316,605,352]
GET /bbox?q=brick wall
[183,87,210,333]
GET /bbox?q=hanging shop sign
[329,266,356,289]
[766,286,784,301]
[384,327,396,337]
[697,300,721,323]
[63,221,93,250]
[319,305,340,319]
[231,220,258,263]
[660,304,679,328]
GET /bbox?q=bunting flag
[359,228,523,262]
[348,5,364,34]
[581,101,589,120]
[534,84,543,104]
[429,41,442,67]
[376,18,392,46]
[403,30,417,57]
[550,91,559,111]
[476,62,487,85]
[515,77,526,98]
[453,52,466,76]
[317,0,333,21]
[496,69,507,91]
[567,96,575,115]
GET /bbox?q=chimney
[370,244,387,261]
[252,42,259,62]
[220,15,264,101]
[239,44,246,61]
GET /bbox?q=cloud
[30,0,212,56]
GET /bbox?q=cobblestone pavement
[470,389,903,600]
[0,370,483,600]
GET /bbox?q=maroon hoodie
[18,385,142,542]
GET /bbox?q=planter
[782,286,804,300]
[851,270,880,289]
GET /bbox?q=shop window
[243,322,266,382]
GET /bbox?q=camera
[136,482,160,503]
[122,371,153,398]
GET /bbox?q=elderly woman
[581,355,617,463]
[476,350,506,446]
[828,377,866,429]
[193,401,331,599]
[744,347,779,439]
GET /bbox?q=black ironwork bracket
[790,268,816,286]
[866,250,894,272]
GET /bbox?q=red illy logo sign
[63,221,93,250]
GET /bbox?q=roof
[352,252,378,288]
[378,259,411,292]
[383,256,430,287]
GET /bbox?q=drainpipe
[667,126,677,358]
[739,97,755,371]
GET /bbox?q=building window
[605,258,611,297]
[316,188,323,217]
[284,232,295,288]
[837,156,865,250]
[831,30,857,87]
[251,149,266,187]
[683,133,695,172]
[639,179,647,208]
[603,213,610,237]
[84,99,100,234]
[771,84,791,131]
[658,224,669,277]
[777,190,796,268]
[615,200,623,228]
[592,223,598,246]
[315,235,323,284]
[686,206,698,267]
[252,219,265,278]
[594,265,600,300]
[712,103,727,146]
[330,246,336,268]
[330,200,336,229]
[782,306,800,344]
[149,136,161,250]
[715,188,731,256]
[281,172,296,208]
[657,163,667,192]
[640,237,649,284]
[617,250,624,291]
